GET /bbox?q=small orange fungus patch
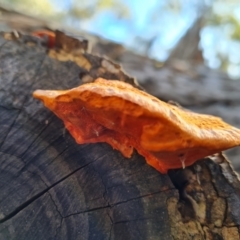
[32,30,56,48]
[33,78,240,173]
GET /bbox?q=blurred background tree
[0,0,240,79]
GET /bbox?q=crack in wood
[0,105,21,111]
[0,52,46,152]
[113,217,153,225]
[19,115,55,159]
[54,217,63,240]
[46,192,64,238]
[62,188,175,220]
[16,135,69,177]
[0,109,21,151]
[0,159,99,223]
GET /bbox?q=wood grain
[0,33,175,240]
[1,32,240,240]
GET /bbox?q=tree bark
[0,32,240,240]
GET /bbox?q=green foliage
[67,0,129,20]
[0,0,55,16]
[208,13,240,41]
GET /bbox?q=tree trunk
[0,32,240,240]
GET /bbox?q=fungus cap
[33,78,240,173]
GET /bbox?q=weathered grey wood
[0,33,176,240]
[1,32,240,240]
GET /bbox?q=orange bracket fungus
[33,78,240,173]
[32,30,56,48]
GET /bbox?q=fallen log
[0,31,240,240]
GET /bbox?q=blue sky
[77,0,197,60]
[50,0,240,78]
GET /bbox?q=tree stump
[0,32,240,240]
